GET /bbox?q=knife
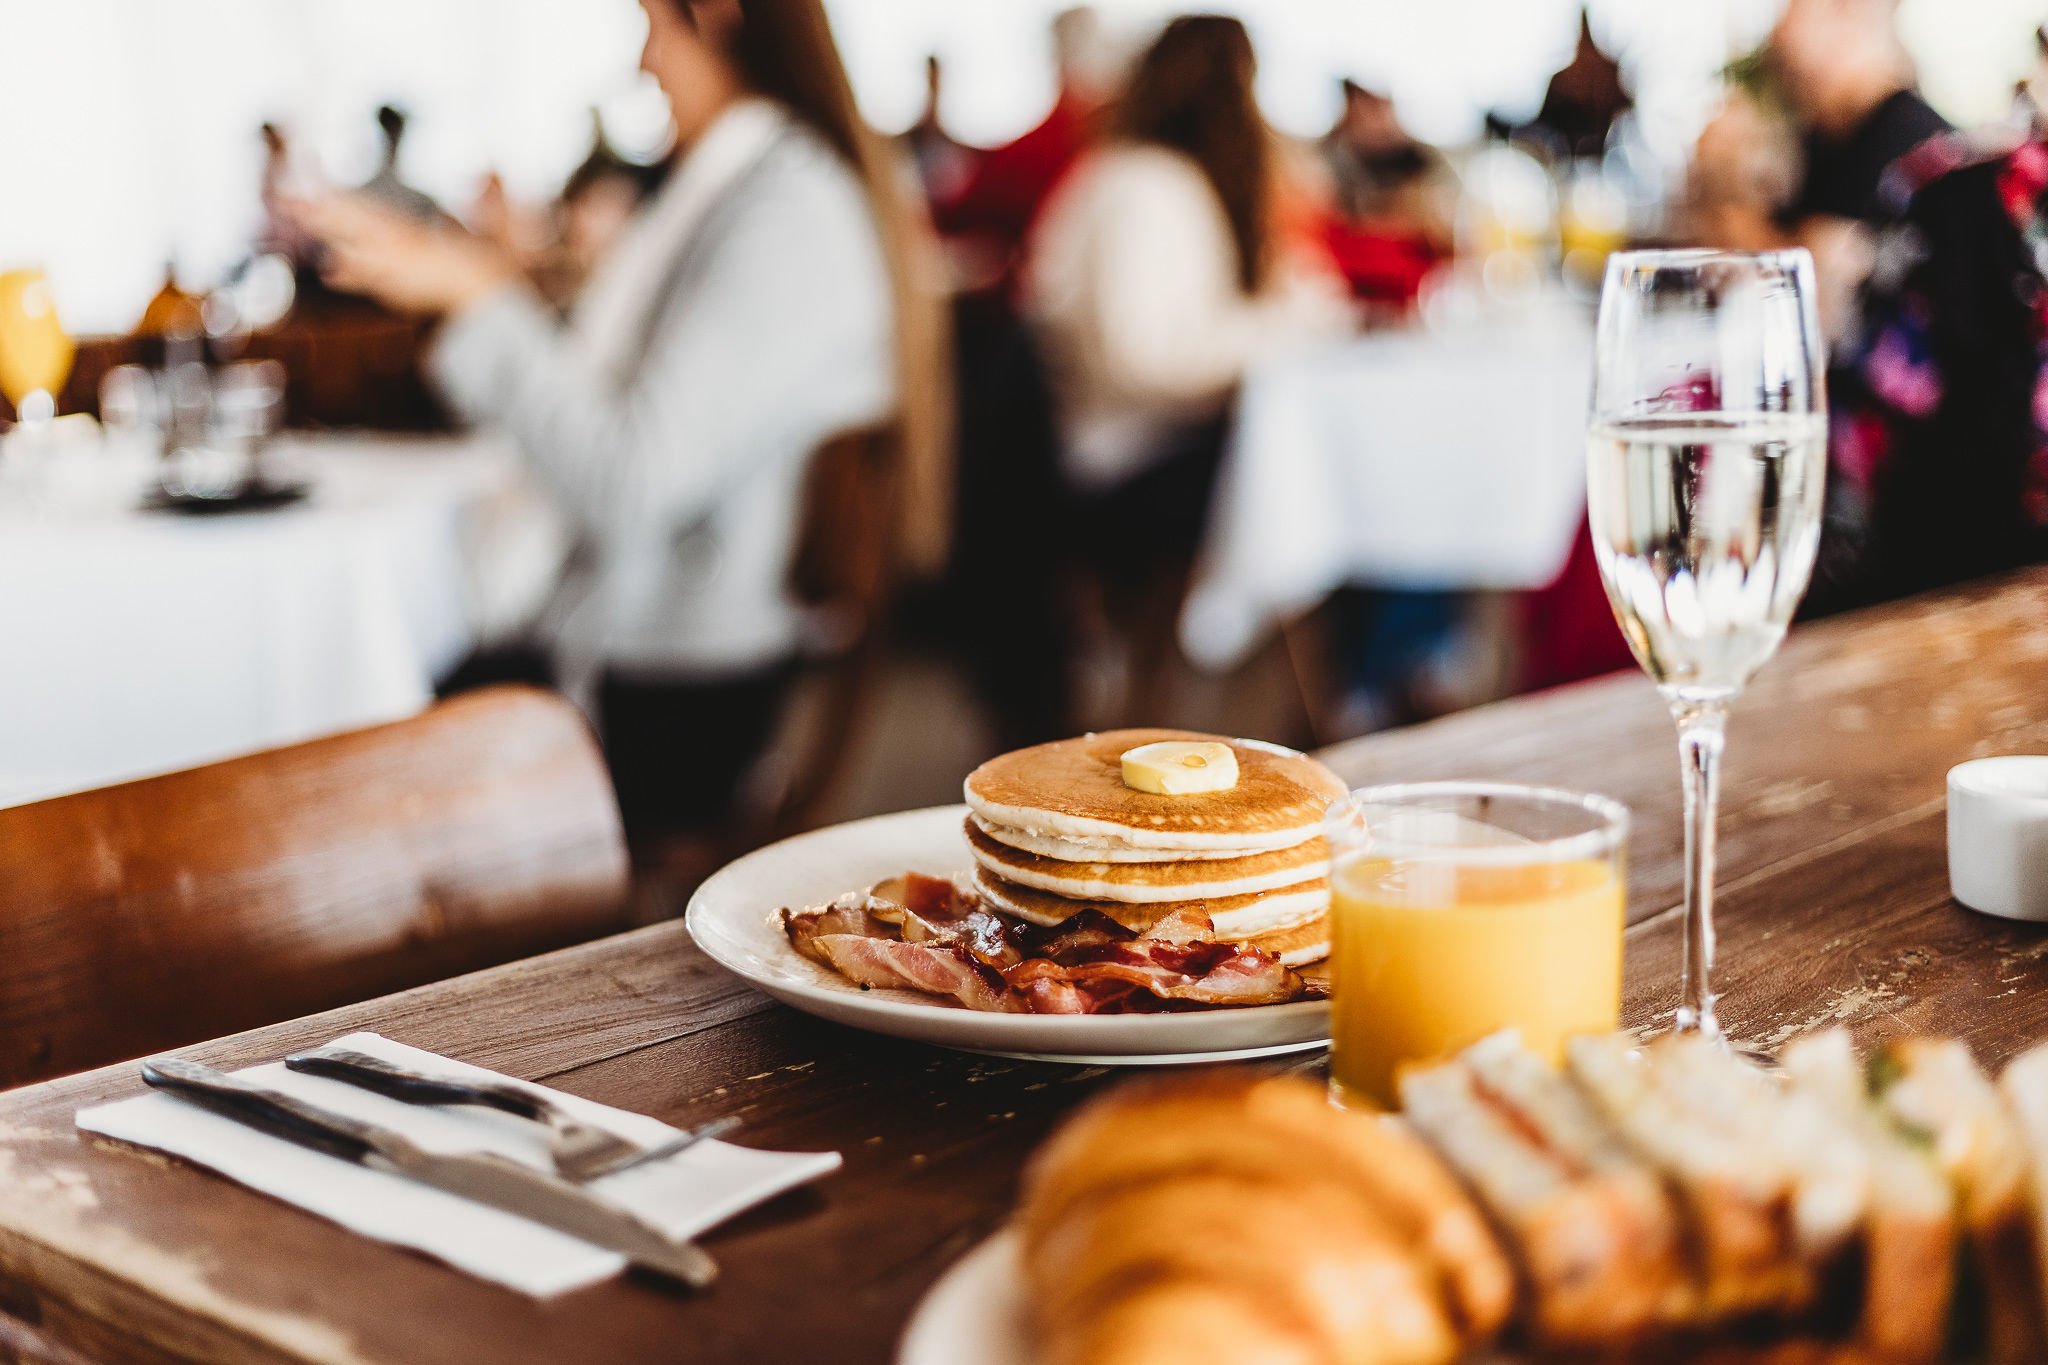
[282,1046,643,1181]
[281,1046,742,1182]
[139,1057,718,1288]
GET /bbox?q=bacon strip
[802,934,1021,1013]
[781,876,1312,1015]
[783,892,898,957]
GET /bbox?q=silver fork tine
[286,1046,642,1177]
[565,1115,744,1182]
[285,1045,742,1182]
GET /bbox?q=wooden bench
[0,685,630,1089]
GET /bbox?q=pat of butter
[1121,741,1239,795]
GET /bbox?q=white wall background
[1,0,2039,334]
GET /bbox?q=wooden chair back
[787,425,899,622]
[774,425,901,833]
[0,686,630,1089]
[632,428,903,914]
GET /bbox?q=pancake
[973,866,1329,942]
[1240,914,1330,967]
[963,729,1348,855]
[966,818,1329,904]
[969,815,1273,864]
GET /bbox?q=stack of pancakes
[962,729,1348,966]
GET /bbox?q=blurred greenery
[1722,44,1790,119]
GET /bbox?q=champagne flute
[1586,249,1827,1039]
[0,268,77,428]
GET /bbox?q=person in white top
[299,0,944,842]
[1024,15,1351,510]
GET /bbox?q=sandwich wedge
[1567,1032,1868,1325]
[1400,1031,1691,1345]
[1779,1029,1957,1360]
[1876,1035,2042,1364]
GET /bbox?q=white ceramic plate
[897,1229,1027,1365]
[898,1229,1520,1365]
[685,805,1331,1064]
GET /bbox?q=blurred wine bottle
[134,264,205,371]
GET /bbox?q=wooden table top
[3,573,2047,1364]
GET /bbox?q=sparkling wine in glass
[1586,250,1827,1038]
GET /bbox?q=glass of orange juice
[1326,782,1627,1109]
[0,268,75,427]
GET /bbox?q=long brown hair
[1113,15,1269,293]
[675,0,953,574]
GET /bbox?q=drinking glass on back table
[211,360,285,464]
[1585,249,1827,1040]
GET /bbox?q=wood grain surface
[0,573,2045,1363]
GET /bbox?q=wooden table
[2,573,2046,1364]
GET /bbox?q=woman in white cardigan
[1024,14,1350,568]
[303,0,944,841]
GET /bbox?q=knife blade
[282,1046,645,1182]
[139,1057,718,1288]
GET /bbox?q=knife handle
[140,1058,379,1163]
[283,1048,551,1124]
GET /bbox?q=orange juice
[1329,854,1623,1108]
[0,270,76,410]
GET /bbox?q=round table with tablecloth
[1180,292,1594,672]
[0,431,563,806]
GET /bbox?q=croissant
[1016,1075,1512,1365]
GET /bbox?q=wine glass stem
[1671,699,1728,1039]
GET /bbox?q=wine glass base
[14,390,56,425]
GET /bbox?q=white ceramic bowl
[1948,757,2048,920]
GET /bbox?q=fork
[283,1047,733,1182]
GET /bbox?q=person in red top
[932,8,1117,745]
[1313,80,1450,314]
[933,7,1117,294]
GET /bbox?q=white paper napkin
[75,1031,839,1298]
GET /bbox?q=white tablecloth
[0,432,561,807]
[1179,299,1594,671]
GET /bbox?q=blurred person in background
[1025,14,1347,533]
[903,55,975,205]
[1778,0,1949,340]
[358,105,444,222]
[1319,82,1441,229]
[484,115,670,311]
[552,138,666,299]
[1685,88,1803,252]
[1812,27,2048,612]
[926,7,1119,747]
[1314,79,1450,314]
[255,121,319,271]
[1697,0,1949,337]
[299,0,947,848]
[933,7,1117,293]
[1771,0,1947,231]
[1023,14,1348,712]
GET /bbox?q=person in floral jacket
[1816,49,2048,612]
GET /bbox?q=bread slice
[1778,1029,1956,1359]
[1025,1171,1460,1365]
[1399,1031,1691,1345]
[1666,1341,1932,1364]
[1017,1076,1501,1364]
[1236,1081,1514,1345]
[1878,1036,2042,1364]
[1037,1277,1324,1365]
[1567,1032,1868,1324]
